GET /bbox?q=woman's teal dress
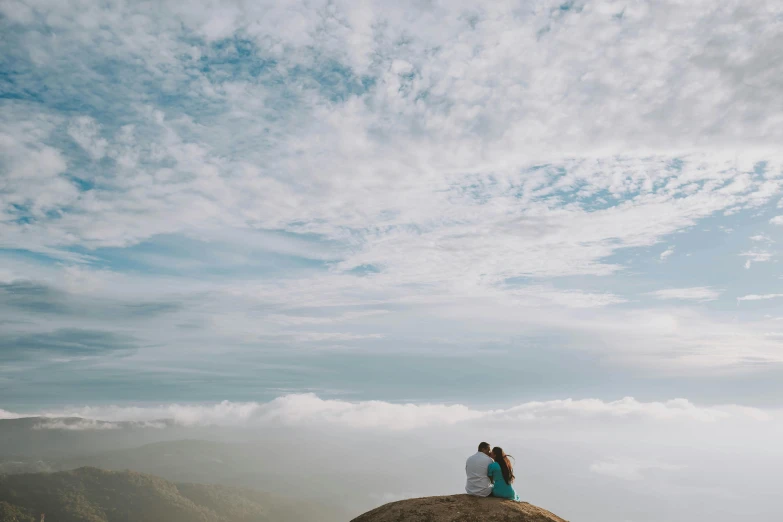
[488,461,520,501]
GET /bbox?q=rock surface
[351,494,568,522]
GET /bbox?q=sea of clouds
[3,393,782,521]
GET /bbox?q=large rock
[351,494,568,522]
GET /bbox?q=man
[465,441,494,496]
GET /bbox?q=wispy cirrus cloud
[1,0,783,408]
[647,287,722,302]
[737,294,783,302]
[740,250,773,269]
[659,246,675,262]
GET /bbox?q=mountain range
[0,466,349,522]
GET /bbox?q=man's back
[465,451,493,496]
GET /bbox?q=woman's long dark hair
[491,446,515,484]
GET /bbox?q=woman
[488,446,520,501]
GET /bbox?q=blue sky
[2,0,783,412]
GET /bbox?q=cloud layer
[1,0,783,409]
[3,393,780,521]
[5,394,774,430]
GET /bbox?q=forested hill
[0,467,348,522]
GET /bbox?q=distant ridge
[0,416,184,459]
[0,467,348,522]
[351,494,568,522]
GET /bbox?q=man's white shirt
[465,451,493,496]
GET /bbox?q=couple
[465,442,520,501]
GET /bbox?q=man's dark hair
[478,442,490,452]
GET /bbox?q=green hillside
[0,500,37,522]
[0,467,348,522]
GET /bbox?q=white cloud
[264,331,385,342]
[494,397,763,423]
[1,0,783,418]
[39,400,266,428]
[740,250,772,269]
[507,286,627,308]
[0,108,76,225]
[2,0,782,283]
[770,216,783,226]
[262,395,484,430]
[737,293,783,302]
[5,394,771,430]
[67,116,108,160]
[0,409,23,420]
[647,287,721,302]
[266,310,390,326]
[559,307,783,369]
[750,234,772,242]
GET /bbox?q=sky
[1,1,783,518]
